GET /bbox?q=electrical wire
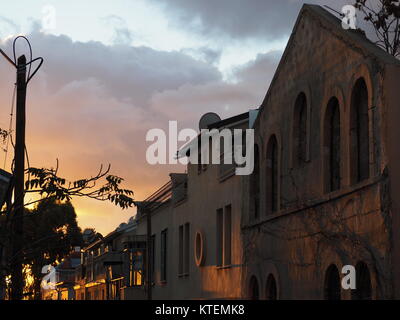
[12,36,44,83]
[12,36,32,79]
[1,36,44,182]
[3,84,16,170]
[12,36,44,163]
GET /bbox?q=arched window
[293,92,308,165]
[266,135,278,214]
[324,97,341,192]
[249,276,259,300]
[251,144,260,220]
[324,264,341,300]
[352,262,372,300]
[266,274,278,300]
[350,78,370,184]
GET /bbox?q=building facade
[45,4,400,300]
[242,5,400,300]
[124,111,251,299]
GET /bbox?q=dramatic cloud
[150,51,280,125]
[0,26,279,234]
[150,0,351,41]
[0,1,378,234]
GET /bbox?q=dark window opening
[352,262,372,300]
[224,205,232,266]
[178,225,183,274]
[251,144,260,219]
[184,223,190,274]
[293,92,308,164]
[178,223,190,276]
[216,208,223,267]
[350,78,370,184]
[151,235,155,283]
[324,264,341,300]
[324,97,341,192]
[266,274,278,300]
[266,135,279,213]
[249,276,259,300]
[161,229,167,282]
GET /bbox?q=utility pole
[10,55,27,300]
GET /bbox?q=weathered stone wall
[242,6,399,299]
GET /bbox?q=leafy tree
[82,228,103,246]
[22,199,83,300]
[0,135,134,299]
[354,0,400,57]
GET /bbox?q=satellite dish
[199,112,221,130]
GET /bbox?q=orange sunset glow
[0,24,277,234]
[0,36,274,235]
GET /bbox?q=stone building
[55,4,400,300]
[242,4,400,300]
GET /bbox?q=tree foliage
[82,227,103,246]
[355,0,400,57]
[23,162,134,210]
[21,199,82,299]
[0,126,134,299]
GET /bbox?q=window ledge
[216,264,233,270]
[178,273,189,278]
[243,175,382,229]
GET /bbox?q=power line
[2,36,44,170]
[3,84,16,170]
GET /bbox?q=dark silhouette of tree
[23,162,134,209]
[82,227,103,246]
[355,0,400,57]
[22,199,82,300]
[0,127,134,299]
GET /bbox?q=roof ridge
[257,4,399,120]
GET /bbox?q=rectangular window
[178,225,184,275]
[224,205,232,266]
[161,229,168,282]
[197,140,202,175]
[216,208,223,267]
[216,205,232,267]
[179,223,190,276]
[184,223,190,274]
[130,250,144,286]
[151,235,155,283]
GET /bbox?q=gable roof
[258,4,400,115]
[308,5,400,64]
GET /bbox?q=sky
[0,0,355,234]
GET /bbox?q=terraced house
[44,4,400,300]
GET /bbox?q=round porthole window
[194,231,205,266]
